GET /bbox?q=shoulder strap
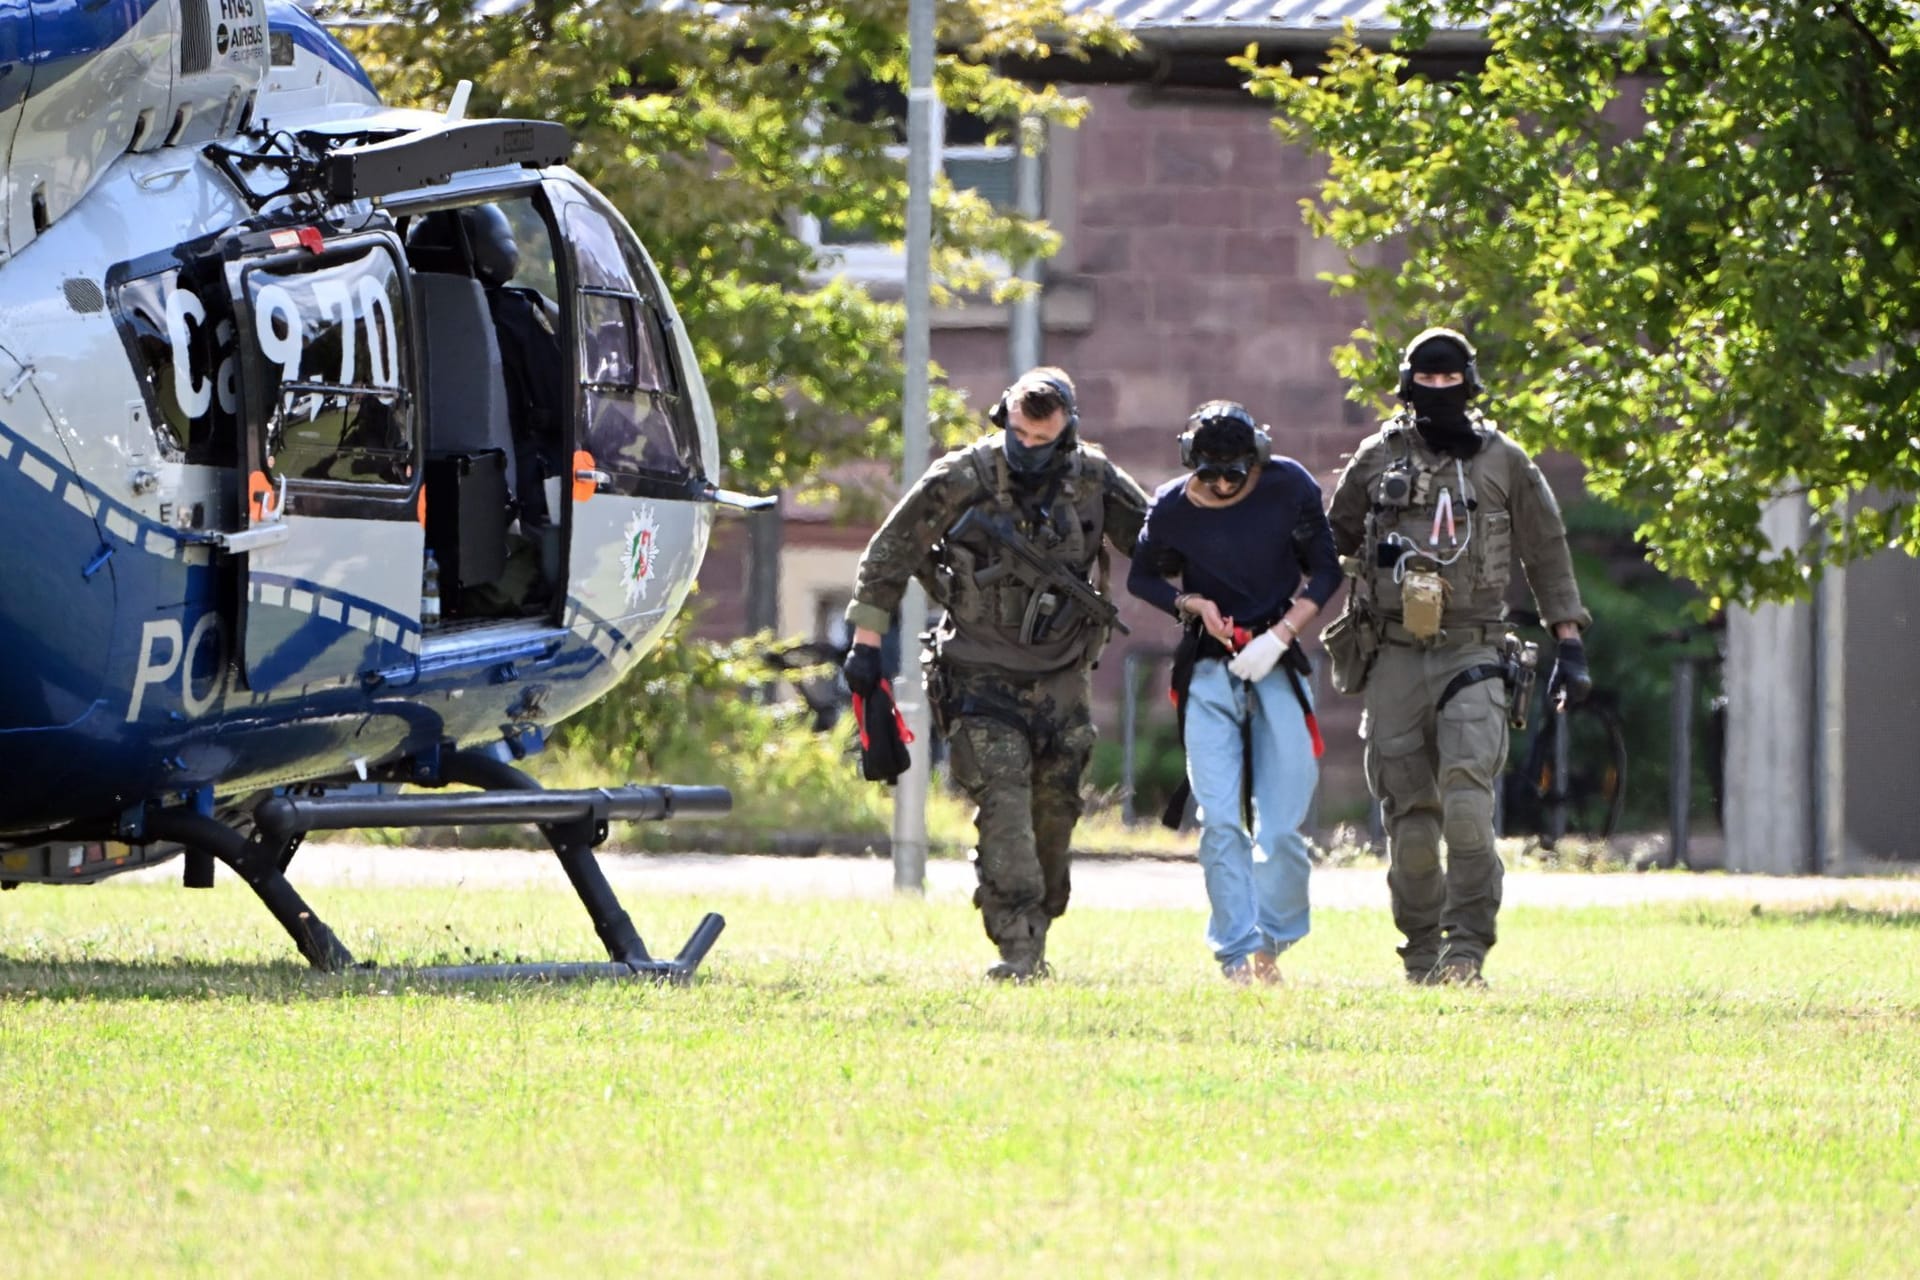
[1383,418,1415,468]
[960,438,1005,519]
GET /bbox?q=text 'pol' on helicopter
[0,0,768,979]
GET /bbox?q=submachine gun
[948,507,1130,644]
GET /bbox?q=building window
[799,82,1016,282]
[813,589,853,652]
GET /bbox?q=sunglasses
[1196,462,1251,486]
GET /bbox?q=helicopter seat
[413,270,518,594]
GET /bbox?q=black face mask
[1406,384,1479,457]
[1003,421,1076,477]
[1004,433,1061,474]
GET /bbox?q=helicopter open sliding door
[549,184,711,652]
[226,230,423,694]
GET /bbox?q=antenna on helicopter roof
[445,80,472,122]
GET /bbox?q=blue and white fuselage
[0,2,719,862]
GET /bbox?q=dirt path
[198,845,1920,914]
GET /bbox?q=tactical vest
[923,435,1116,673]
[1356,416,1517,629]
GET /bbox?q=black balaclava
[1403,335,1480,458]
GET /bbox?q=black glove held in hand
[1548,636,1592,707]
[842,643,884,698]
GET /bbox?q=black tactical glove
[1548,636,1592,707]
[842,642,884,698]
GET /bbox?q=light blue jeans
[1183,657,1316,969]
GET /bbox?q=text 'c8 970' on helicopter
[0,0,767,979]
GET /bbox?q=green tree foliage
[334,0,1126,491]
[527,618,977,848]
[1239,1,1920,605]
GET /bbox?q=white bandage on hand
[1227,628,1286,682]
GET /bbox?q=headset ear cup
[989,396,1008,429]
[1254,428,1271,465]
[1178,431,1195,470]
[1038,374,1078,433]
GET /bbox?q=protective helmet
[1179,400,1271,469]
[1396,327,1483,399]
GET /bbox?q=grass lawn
[1,877,1915,1278]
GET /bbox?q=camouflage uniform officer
[1326,330,1593,986]
[842,368,1148,981]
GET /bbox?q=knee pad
[1443,788,1495,851]
[1392,812,1442,865]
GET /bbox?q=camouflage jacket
[1328,413,1590,632]
[848,433,1149,674]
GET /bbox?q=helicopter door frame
[544,179,711,652]
[223,226,424,694]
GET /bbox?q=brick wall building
[696,59,1388,822]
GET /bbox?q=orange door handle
[572,450,605,503]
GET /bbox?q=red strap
[853,683,915,751]
[881,679,915,744]
[1305,711,1325,759]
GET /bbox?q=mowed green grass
[2,877,1916,1279]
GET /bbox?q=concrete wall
[1841,537,1920,865]
[1724,493,1920,873]
[1725,498,1816,874]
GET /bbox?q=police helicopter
[0,0,767,979]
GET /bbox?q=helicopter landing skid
[143,750,729,983]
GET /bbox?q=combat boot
[986,953,1051,983]
[987,916,1052,983]
[1398,935,1442,986]
[1250,950,1282,986]
[1430,955,1487,988]
[986,934,1051,983]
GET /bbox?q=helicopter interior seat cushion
[414,271,517,593]
[413,271,519,501]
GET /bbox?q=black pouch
[853,682,913,784]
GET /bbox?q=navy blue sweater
[1127,459,1343,625]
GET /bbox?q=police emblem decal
[619,506,663,605]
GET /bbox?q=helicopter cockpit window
[110,266,241,465]
[561,202,697,490]
[237,241,413,488]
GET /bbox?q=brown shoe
[1431,956,1487,988]
[1250,950,1283,986]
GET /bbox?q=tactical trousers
[1361,638,1509,972]
[941,663,1097,964]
